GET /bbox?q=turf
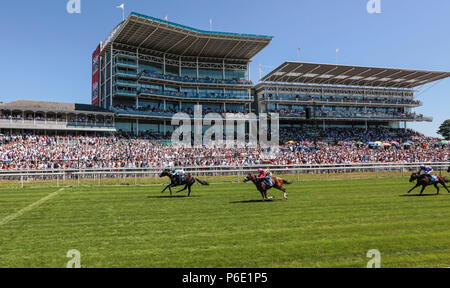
[0,176,449,268]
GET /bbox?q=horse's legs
[434,184,440,195]
[259,189,266,201]
[420,185,426,195]
[188,185,192,197]
[408,184,419,194]
[176,185,188,194]
[442,182,450,193]
[275,184,288,200]
[161,184,171,194]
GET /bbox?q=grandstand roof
[103,12,273,60]
[0,100,112,115]
[261,62,450,88]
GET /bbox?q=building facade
[95,12,272,135]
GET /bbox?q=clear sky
[0,0,449,137]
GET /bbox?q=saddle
[424,174,439,183]
[263,177,274,188]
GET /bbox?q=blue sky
[0,0,449,137]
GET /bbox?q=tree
[437,120,450,140]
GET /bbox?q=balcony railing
[115,70,138,78]
[115,60,138,69]
[115,80,138,88]
[140,71,252,86]
[271,111,432,122]
[115,89,137,97]
[0,118,115,129]
[138,88,252,101]
[262,97,422,107]
[111,107,251,119]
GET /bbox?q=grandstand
[94,12,272,135]
[257,62,450,130]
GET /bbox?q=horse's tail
[283,179,293,185]
[195,178,210,186]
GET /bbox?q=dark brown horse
[243,174,292,201]
[408,173,450,195]
[159,169,209,197]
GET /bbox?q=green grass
[0,176,450,268]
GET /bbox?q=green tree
[437,119,450,140]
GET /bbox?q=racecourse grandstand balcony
[111,104,252,119]
[271,108,432,122]
[260,93,422,108]
[139,71,253,86]
[137,87,253,102]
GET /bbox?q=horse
[408,173,450,195]
[447,166,450,173]
[159,169,209,197]
[243,174,292,201]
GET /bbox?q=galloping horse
[243,174,292,201]
[408,173,450,195]
[159,169,209,197]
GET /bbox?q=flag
[116,3,124,9]
[298,47,301,52]
[163,15,168,21]
[336,48,340,53]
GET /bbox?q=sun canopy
[261,62,450,88]
[104,12,273,60]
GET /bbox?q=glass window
[181,68,197,78]
[225,70,247,81]
[165,65,179,76]
[199,69,223,80]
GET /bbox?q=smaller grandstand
[256,62,450,130]
[0,100,115,134]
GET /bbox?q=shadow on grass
[147,195,201,199]
[400,194,439,197]
[230,199,284,204]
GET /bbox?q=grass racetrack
[0,175,449,268]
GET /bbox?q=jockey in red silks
[258,168,273,187]
[257,168,266,180]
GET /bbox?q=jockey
[258,168,273,187]
[417,165,435,182]
[170,168,185,184]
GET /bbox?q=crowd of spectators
[0,127,447,170]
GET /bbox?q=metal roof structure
[103,12,273,60]
[261,62,450,88]
[0,101,112,115]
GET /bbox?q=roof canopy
[0,101,112,115]
[105,12,273,60]
[261,62,450,88]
